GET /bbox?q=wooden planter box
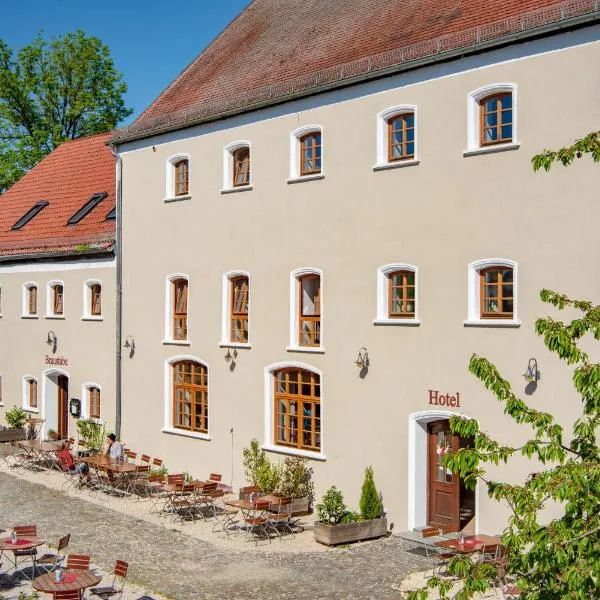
[0,427,26,442]
[291,496,310,516]
[313,517,388,546]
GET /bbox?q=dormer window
[12,201,49,230]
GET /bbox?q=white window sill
[373,318,421,326]
[164,194,192,203]
[262,443,326,461]
[463,319,521,328]
[46,315,65,320]
[286,346,325,354]
[162,427,211,441]
[23,408,39,414]
[82,316,104,321]
[219,342,252,349]
[286,174,325,184]
[373,159,420,171]
[21,315,38,319]
[221,185,253,194]
[162,340,191,346]
[463,143,520,157]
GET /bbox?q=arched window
[480,93,513,146]
[387,113,415,162]
[274,368,320,451]
[388,270,416,318]
[52,283,64,316]
[172,278,188,341]
[88,386,101,419]
[233,147,250,187]
[23,376,38,409]
[23,283,38,317]
[298,274,321,347]
[479,266,513,319]
[172,360,208,433]
[90,283,102,316]
[230,276,249,343]
[300,132,322,176]
[174,159,189,196]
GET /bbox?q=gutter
[0,248,113,264]
[113,11,600,145]
[108,144,123,439]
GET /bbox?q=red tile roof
[0,132,115,258]
[115,0,599,142]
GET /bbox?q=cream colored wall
[118,31,600,533]
[0,261,116,439]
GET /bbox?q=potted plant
[241,439,281,495]
[276,455,315,515]
[313,467,388,546]
[0,407,28,441]
[47,429,59,441]
[76,418,107,454]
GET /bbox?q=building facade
[0,133,117,441]
[112,0,600,534]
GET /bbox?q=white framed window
[288,268,324,353]
[82,382,102,420]
[82,279,102,320]
[222,141,252,192]
[22,375,39,412]
[220,270,251,347]
[288,125,324,183]
[465,258,520,327]
[46,280,65,318]
[165,153,191,201]
[162,355,211,441]
[263,361,326,461]
[374,263,420,325]
[164,273,190,344]
[374,105,419,170]
[465,83,519,156]
[22,282,38,318]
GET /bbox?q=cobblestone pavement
[0,472,434,599]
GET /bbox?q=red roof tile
[116,0,599,142]
[0,132,115,258]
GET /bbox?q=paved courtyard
[0,472,433,599]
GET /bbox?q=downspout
[109,143,123,439]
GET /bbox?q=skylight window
[11,201,49,230]
[67,192,107,225]
[105,207,116,220]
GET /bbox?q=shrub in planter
[316,486,357,525]
[242,439,280,493]
[276,455,315,509]
[5,406,27,429]
[359,466,383,520]
[76,418,107,454]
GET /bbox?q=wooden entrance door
[427,420,460,533]
[57,375,69,440]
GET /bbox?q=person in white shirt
[105,433,125,461]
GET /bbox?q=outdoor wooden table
[0,536,45,573]
[17,440,62,469]
[33,568,101,595]
[435,534,500,554]
[80,455,139,473]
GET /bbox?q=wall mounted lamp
[224,347,238,363]
[124,335,135,351]
[523,358,540,383]
[355,347,370,369]
[46,330,57,346]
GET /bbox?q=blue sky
[1,0,251,124]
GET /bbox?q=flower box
[0,427,26,442]
[313,516,388,546]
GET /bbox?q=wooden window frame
[299,132,322,176]
[172,361,208,434]
[232,147,250,187]
[230,276,249,343]
[479,266,514,319]
[53,284,64,315]
[479,93,513,147]
[387,270,416,319]
[174,159,189,196]
[90,283,102,316]
[88,386,101,419]
[274,368,320,452]
[298,274,321,347]
[387,113,415,162]
[27,378,38,409]
[172,278,188,341]
[27,285,37,315]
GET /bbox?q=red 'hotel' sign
[428,389,460,407]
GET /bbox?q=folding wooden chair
[66,553,90,570]
[89,559,128,600]
[53,590,81,600]
[36,533,70,573]
[239,485,260,499]
[243,499,271,543]
[267,497,295,538]
[11,524,38,578]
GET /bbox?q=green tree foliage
[0,30,132,192]
[408,290,600,599]
[532,130,600,171]
[359,466,382,520]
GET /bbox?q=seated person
[57,443,89,474]
[105,433,125,461]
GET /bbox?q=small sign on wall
[45,355,68,366]
[428,389,460,408]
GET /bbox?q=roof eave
[0,246,115,264]
[113,12,600,146]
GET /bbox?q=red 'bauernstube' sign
[428,389,460,407]
[45,355,69,366]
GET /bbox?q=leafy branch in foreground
[531,130,600,172]
[407,289,600,600]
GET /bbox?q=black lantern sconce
[523,358,541,383]
[355,347,370,369]
[46,330,58,353]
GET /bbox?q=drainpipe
[109,143,123,439]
